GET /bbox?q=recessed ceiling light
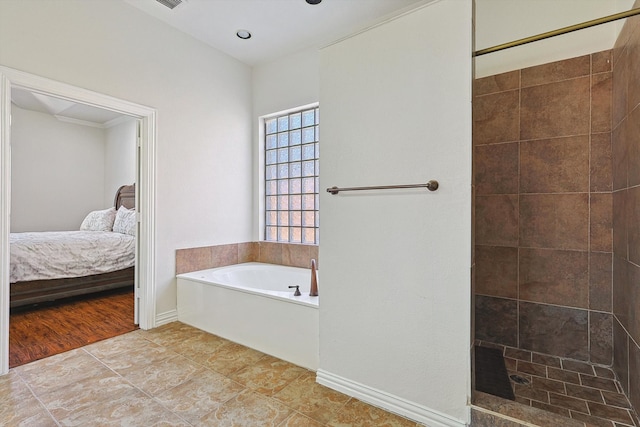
[306,0,322,4]
[236,30,251,40]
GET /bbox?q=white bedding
[10,231,135,283]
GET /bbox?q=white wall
[318,1,472,425]
[10,106,106,232]
[474,0,636,77]
[0,0,253,316]
[104,117,136,208]
[251,48,320,239]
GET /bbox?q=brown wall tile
[592,50,613,74]
[519,194,589,250]
[238,242,259,263]
[474,142,519,195]
[520,77,590,140]
[210,243,238,268]
[590,252,612,312]
[474,90,520,145]
[258,242,283,264]
[176,242,319,274]
[629,340,640,413]
[282,244,312,268]
[627,262,640,345]
[613,190,628,258]
[473,49,619,365]
[590,132,612,192]
[175,246,213,274]
[591,72,612,133]
[627,106,640,187]
[475,295,518,347]
[590,312,613,365]
[612,118,629,191]
[519,136,589,193]
[475,195,519,246]
[475,245,518,298]
[519,248,588,308]
[613,255,630,329]
[628,186,640,264]
[612,46,629,128]
[613,318,630,395]
[590,192,613,252]
[519,302,589,361]
[628,25,640,113]
[521,55,590,87]
[473,70,520,96]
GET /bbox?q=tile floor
[1,322,421,426]
[474,342,640,427]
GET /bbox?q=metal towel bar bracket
[326,180,439,195]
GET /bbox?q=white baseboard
[316,369,468,427]
[155,309,178,326]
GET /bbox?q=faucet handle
[288,285,301,296]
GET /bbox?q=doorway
[0,66,157,375]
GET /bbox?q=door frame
[0,66,157,375]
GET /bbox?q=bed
[9,184,136,308]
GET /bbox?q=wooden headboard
[114,184,135,210]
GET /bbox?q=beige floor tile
[198,389,292,426]
[155,368,245,424]
[84,329,156,359]
[167,331,231,364]
[92,336,172,370]
[280,412,326,426]
[138,321,208,347]
[230,354,307,396]
[38,374,146,421]
[4,322,442,426]
[0,371,57,426]
[326,399,421,427]
[202,341,266,375]
[57,389,191,426]
[274,371,351,424]
[15,348,113,396]
[112,351,203,396]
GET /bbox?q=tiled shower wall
[175,242,319,274]
[473,50,614,364]
[612,2,640,413]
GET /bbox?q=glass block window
[265,106,319,244]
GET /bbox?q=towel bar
[326,180,439,195]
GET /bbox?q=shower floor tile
[474,341,640,427]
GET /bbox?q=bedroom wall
[10,106,106,232]
[104,117,136,208]
[0,0,252,317]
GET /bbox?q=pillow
[80,207,116,232]
[113,205,136,236]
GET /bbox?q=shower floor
[473,341,639,427]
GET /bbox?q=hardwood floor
[9,287,137,368]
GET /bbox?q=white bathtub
[176,262,319,370]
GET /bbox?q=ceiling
[124,0,432,66]
[12,0,432,123]
[11,88,130,128]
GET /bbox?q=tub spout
[309,259,318,296]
